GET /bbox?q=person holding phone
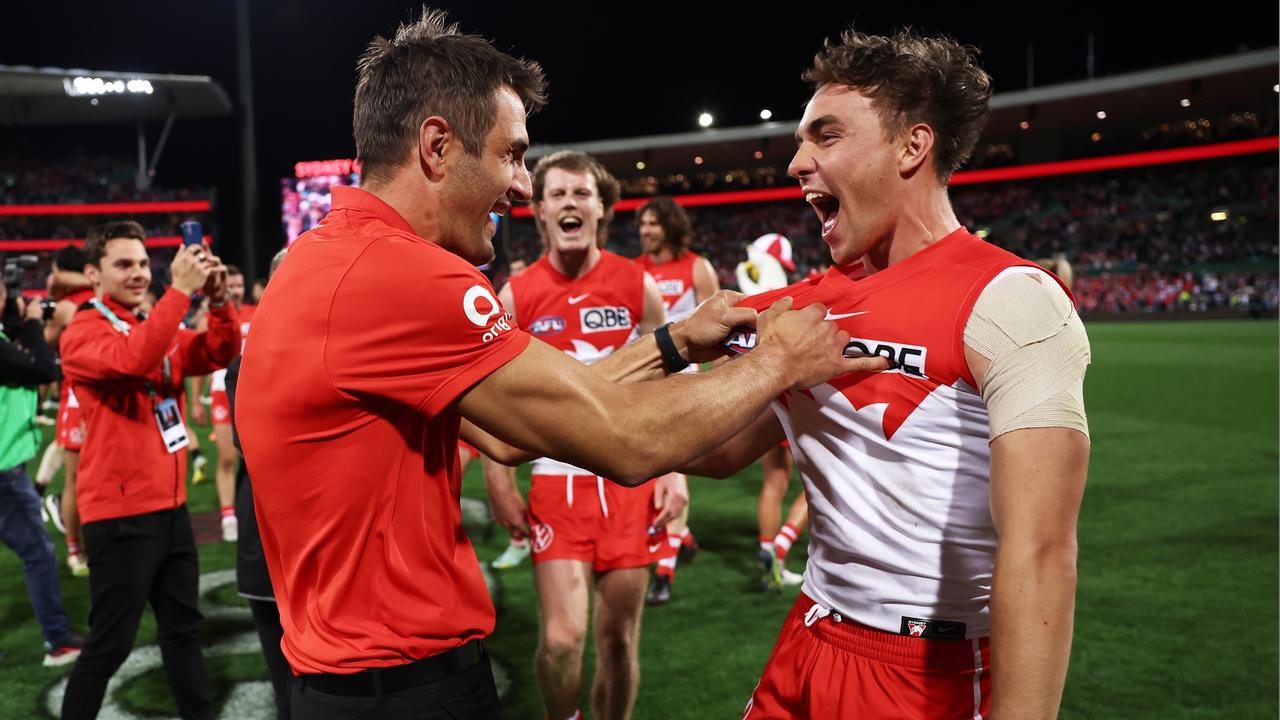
[58,220,240,720]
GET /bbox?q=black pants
[250,599,292,720]
[62,506,212,720]
[291,646,500,719]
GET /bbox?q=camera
[2,255,38,294]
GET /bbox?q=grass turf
[0,319,1273,718]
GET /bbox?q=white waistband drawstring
[597,476,609,518]
[565,473,574,507]
[803,601,844,627]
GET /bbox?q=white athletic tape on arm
[964,271,1091,441]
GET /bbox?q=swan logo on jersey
[565,339,615,365]
[529,315,566,336]
[906,620,928,637]
[579,306,632,334]
[463,285,514,343]
[657,279,685,297]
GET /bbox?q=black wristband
[655,323,690,374]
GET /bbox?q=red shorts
[55,387,85,452]
[528,473,653,572]
[210,390,231,426]
[744,592,991,720]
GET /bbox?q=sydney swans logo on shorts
[531,522,554,554]
[579,306,632,334]
[464,285,514,343]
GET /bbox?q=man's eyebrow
[795,115,840,144]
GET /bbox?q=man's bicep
[681,406,785,478]
[693,257,720,302]
[457,338,616,463]
[989,427,1089,543]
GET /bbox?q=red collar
[330,186,416,236]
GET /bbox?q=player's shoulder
[734,275,823,312]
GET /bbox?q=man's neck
[647,246,675,264]
[99,291,140,315]
[862,188,962,275]
[364,178,438,240]
[549,245,602,279]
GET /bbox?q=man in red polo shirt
[59,221,239,720]
[235,10,878,719]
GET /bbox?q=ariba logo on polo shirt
[579,306,632,334]
[463,285,513,343]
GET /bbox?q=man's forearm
[988,543,1078,720]
[589,320,710,384]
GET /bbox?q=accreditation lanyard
[91,299,189,453]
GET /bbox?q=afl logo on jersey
[579,306,632,334]
[529,315,566,336]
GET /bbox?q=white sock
[36,443,63,486]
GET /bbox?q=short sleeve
[325,236,531,416]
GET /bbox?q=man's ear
[898,123,935,177]
[419,116,452,180]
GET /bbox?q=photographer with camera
[0,276,86,668]
[58,221,240,720]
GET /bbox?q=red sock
[220,506,236,519]
[67,538,81,555]
[655,535,681,579]
[679,527,695,547]
[773,523,800,560]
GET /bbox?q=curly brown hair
[636,196,693,258]
[804,28,992,183]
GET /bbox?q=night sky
[3,1,1277,270]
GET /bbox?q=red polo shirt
[236,186,530,675]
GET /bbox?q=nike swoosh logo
[648,544,663,554]
[824,310,869,321]
[568,294,590,305]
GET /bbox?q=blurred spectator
[0,281,86,667]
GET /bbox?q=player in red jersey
[485,151,682,720]
[684,29,1092,720]
[205,266,254,542]
[633,196,719,605]
[38,244,97,576]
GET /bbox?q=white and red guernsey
[635,251,701,320]
[510,250,646,476]
[728,228,1072,640]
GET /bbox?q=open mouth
[558,217,584,235]
[805,191,841,239]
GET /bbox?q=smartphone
[180,220,204,247]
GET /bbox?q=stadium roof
[0,65,232,126]
[528,47,1279,173]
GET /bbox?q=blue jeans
[0,465,71,648]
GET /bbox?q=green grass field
[1,320,1275,719]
